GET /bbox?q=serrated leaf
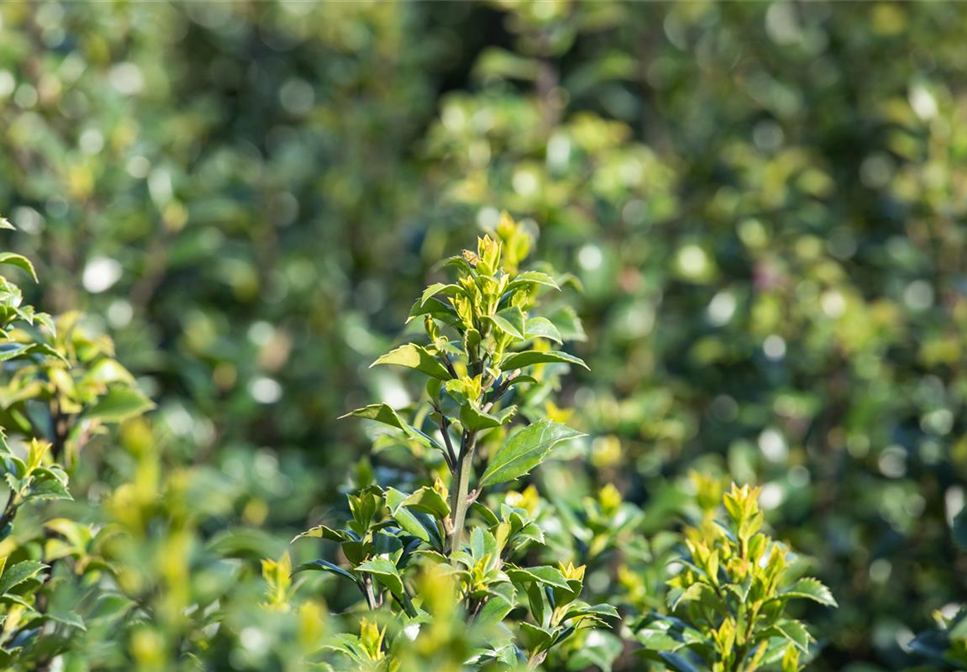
[340,403,443,453]
[0,344,32,363]
[356,557,406,601]
[525,317,562,344]
[518,621,555,652]
[406,297,457,324]
[668,582,713,611]
[475,592,514,629]
[763,619,812,653]
[371,344,451,380]
[563,602,620,621]
[401,487,450,519]
[778,578,837,607]
[43,610,86,631]
[421,283,466,306]
[460,403,517,432]
[293,559,358,585]
[0,253,37,282]
[506,271,560,293]
[291,524,349,544]
[385,488,444,551]
[479,419,584,488]
[500,349,588,372]
[24,471,72,502]
[83,387,155,423]
[487,307,525,341]
[0,560,46,595]
[505,564,571,590]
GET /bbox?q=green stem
[449,433,476,553]
[0,491,19,540]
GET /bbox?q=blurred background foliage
[1,1,966,670]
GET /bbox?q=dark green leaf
[778,578,837,607]
[500,350,589,372]
[356,557,406,601]
[293,559,358,585]
[479,419,584,488]
[0,560,47,595]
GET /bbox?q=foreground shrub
[0,226,153,668]
[285,216,618,669]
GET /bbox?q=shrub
[0,226,152,668]
[634,478,836,672]
[285,215,619,670]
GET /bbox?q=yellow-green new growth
[635,481,837,672]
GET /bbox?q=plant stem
[449,432,476,553]
[0,490,19,540]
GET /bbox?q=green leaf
[385,488,444,550]
[517,622,555,652]
[0,217,15,230]
[505,564,571,591]
[83,387,155,423]
[486,307,525,341]
[0,344,32,363]
[475,592,514,629]
[563,603,620,621]
[340,403,444,454]
[500,349,589,372]
[525,317,563,344]
[406,297,457,324]
[460,403,517,433]
[421,283,466,306]
[24,470,72,502]
[0,253,37,282]
[43,610,86,631]
[371,343,451,380]
[479,419,584,488]
[356,557,406,601]
[778,578,837,607]
[340,403,409,430]
[470,501,500,527]
[763,619,812,653]
[0,560,47,595]
[291,524,349,543]
[659,651,703,672]
[401,486,450,519]
[293,559,358,585]
[668,582,713,611]
[506,271,560,293]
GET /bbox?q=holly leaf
[0,560,47,595]
[83,387,155,423]
[293,559,358,585]
[479,420,584,488]
[777,578,837,607]
[500,350,588,372]
[371,344,451,380]
[0,253,37,282]
[487,307,526,341]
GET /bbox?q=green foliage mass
[0,1,965,671]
